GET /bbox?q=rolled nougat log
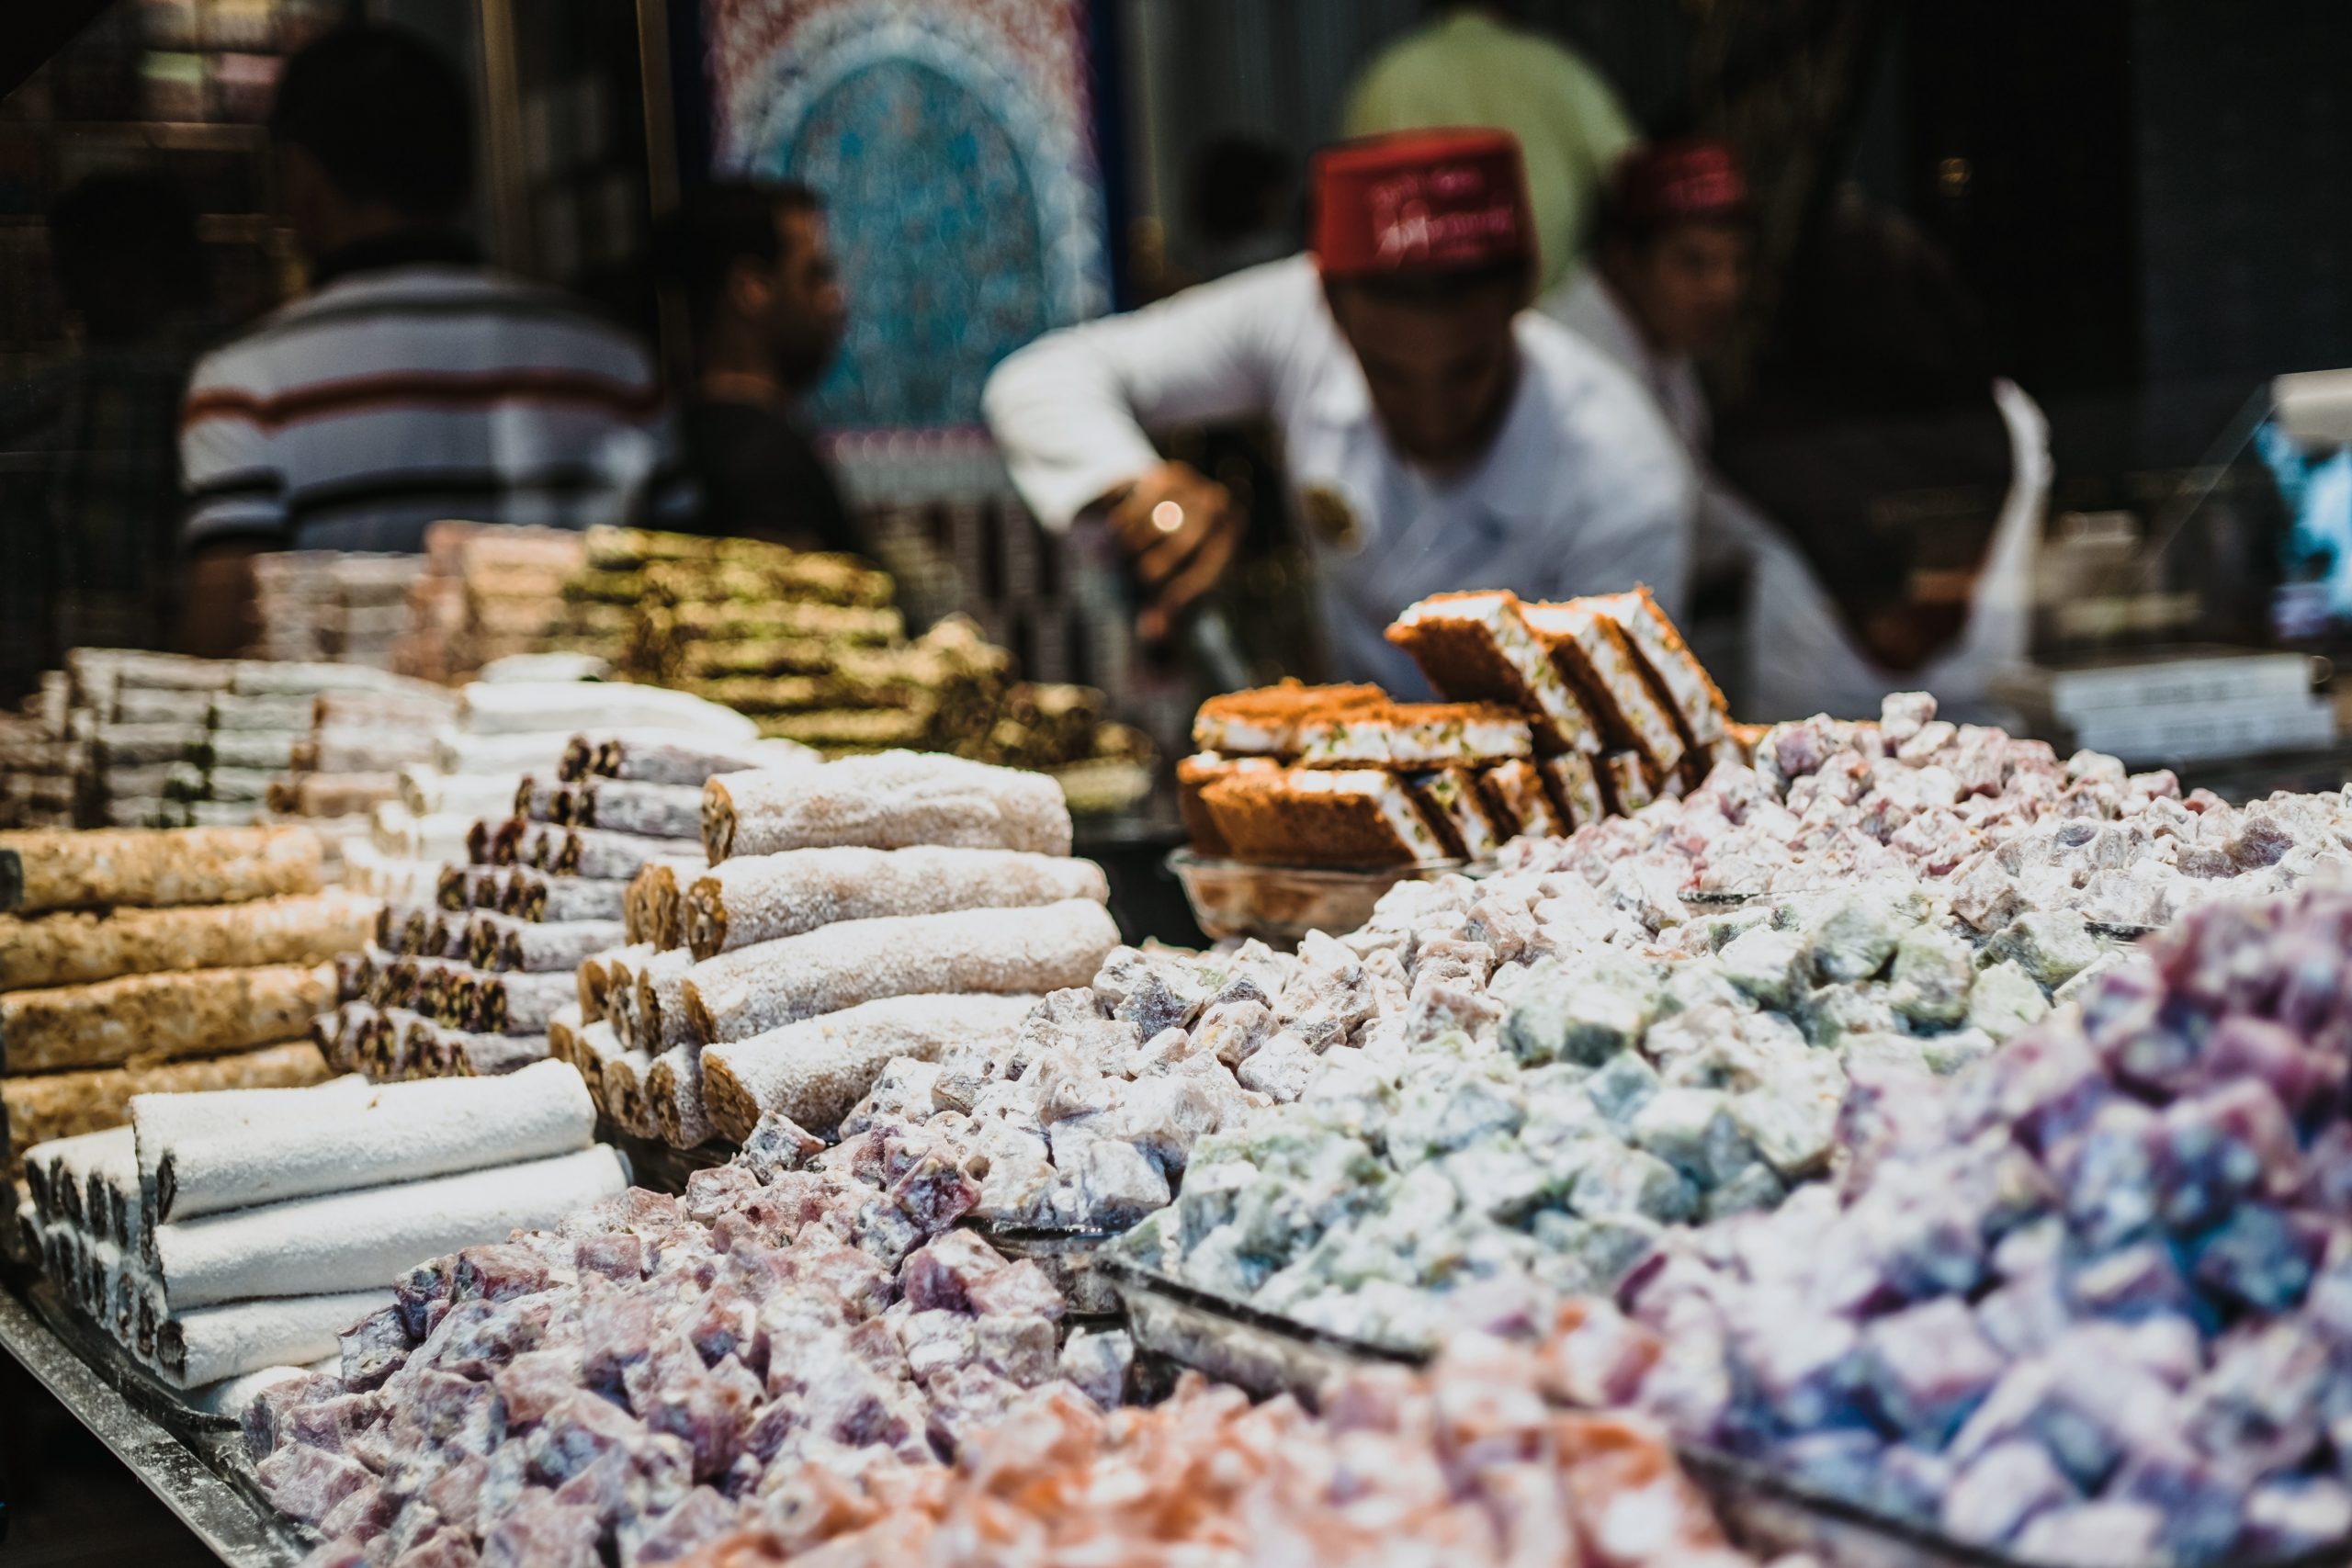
[504,870,629,925]
[453,1032,552,1077]
[160,1291,392,1389]
[1,963,337,1076]
[312,689,457,732]
[486,818,557,868]
[644,1043,716,1149]
[634,948,697,1052]
[0,891,377,992]
[311,1003,367,1073]
[265,773,399,818]
[587,734,814,786]
[405,768,526,821]
[437,864,503,912]
[702,993,1037,1142]
[153,1145,626,1309]
[458,912,627,974]
[554,826,697,882]
[571,1020,627,1095]
[625,856,707,949]
[204,730,300,773]
[96,722,208,766]
[681,846,1107,961]
[0,826,324,914]
[470,970,576,1036]
[130,1073,381,1228]
[546,1003,583,1068]
[290,730,435,775]
[515,777,561,824]
[575,943,652,1023]
[597,1049,659,1137]
[556,778,706,840]
[205,692,303,732]
[2,1042,330,1172]
[155,1059,593,1221]
[703,752,1072,863]
[684,898,1117,1044]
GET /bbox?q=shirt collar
[309,228,483,289]
[1315,318,1555,526]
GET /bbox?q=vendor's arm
[982,259,1301,530]
[1539,359,1699,618]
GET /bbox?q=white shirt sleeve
[982,257,1310,531]
[1537,371,1698,618]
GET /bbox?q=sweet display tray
[1098,1257,2352,1568]
[0,1279,314,1568]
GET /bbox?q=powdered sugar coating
[683,847,1108,960]
[702,753,1072,863]
[701,994,1038,1142]
[683,900,1118,1045]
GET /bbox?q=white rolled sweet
[160,1291,392,1389]
[130,1076,376,1192]
[153,1145,628,1309]
[154,1059,598,1222]
[458,682,756,741]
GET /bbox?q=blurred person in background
[1186,134,1298,284]
[984,130,1692,694]
[1549,138,1755,679]
[177,23,686,657]
[1344,1,1637,296]
[0,173,214,698]
[1713,193,2049,722]
[652,179,858,554]
[1548,138,1752,464]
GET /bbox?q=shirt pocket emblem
[1302,482,1364,555]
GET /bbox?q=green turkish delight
[1500,953,1664,1065]
[1967,959,2051,1041]
[1889,925,1976,1028]
[1979,909,2101,990]
[1718,925,1808,1010]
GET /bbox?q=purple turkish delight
[2190,1204,2323,1314]
[2154,1078,2301,1233]
[2012,1502,2165,1568]
[395,1257,457,1342]
[2067,1241,2194,1322]
[477,1490,602,1568]
[452,1244,553,1304]
[494,1348,585,1429]
[1862,1296,2004,1442]
[2241,1478,2352,1559]
[259,1443,378,1528]
[1940,1438,2075,1548]
[2052,1099,2160,1252]
[341,1305,414,1392]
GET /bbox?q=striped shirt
[181,257,690,552]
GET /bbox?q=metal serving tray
[0,1281,313,1568]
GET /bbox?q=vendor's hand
[1103,461,1244,644]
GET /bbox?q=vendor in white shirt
[982,129,1694,694]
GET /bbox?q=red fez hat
[1311,129,1535,281]
[1610,138,1751,231]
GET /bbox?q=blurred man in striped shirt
[178,23,687,654]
